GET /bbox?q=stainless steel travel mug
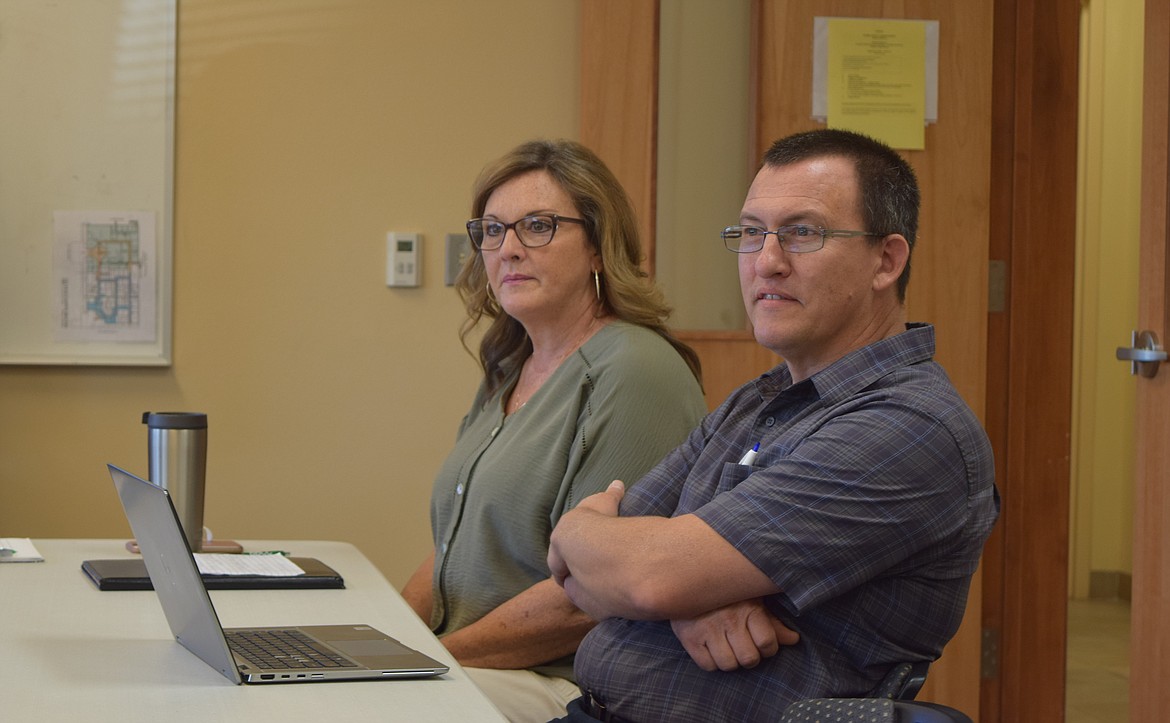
[143,412,208,552]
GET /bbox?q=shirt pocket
[716,460,755,495]
[676,460,758,515]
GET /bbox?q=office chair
[781,698,973,723]
[780,661,974,723]
[870,661,931,700]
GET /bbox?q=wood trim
[580,0,659,275]
[983,0,1079,719]
[980,1,1015,718]
[676,330,779,411]
[1130,0,1170,716]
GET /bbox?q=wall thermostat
[386,232,421,287]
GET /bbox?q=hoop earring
[485,282,496,303]
[593,270,601,302]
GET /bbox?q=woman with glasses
[400,139,706,722]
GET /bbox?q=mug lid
[142,412,207,429]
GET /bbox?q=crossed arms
[547,480,799,671]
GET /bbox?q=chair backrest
[780,661,972,723]
[781,698,894,723]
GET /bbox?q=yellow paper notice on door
[827,18,926,150]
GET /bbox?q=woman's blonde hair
[456,139,702,395]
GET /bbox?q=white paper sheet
[0,538,45,563]
[193,553,305,577]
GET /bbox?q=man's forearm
[550,506,667,619]
[551,501,780,621]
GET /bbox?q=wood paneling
[580,0,659,274]
[677,330,780,410]
[755,1,990,409]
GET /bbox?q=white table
[0,539,507,722]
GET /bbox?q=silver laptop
[106,463,449,684]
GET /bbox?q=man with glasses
[547,129,999,723]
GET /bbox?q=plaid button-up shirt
[572,323,999,723]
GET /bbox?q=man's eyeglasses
[721,224,885,254]
[466,214,586,250]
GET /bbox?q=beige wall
[0,0,579,587]
[1069,0,1143,597]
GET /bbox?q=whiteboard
[0,0,175,365]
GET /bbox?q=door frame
[982,0,1079,719]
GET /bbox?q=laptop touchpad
[329,639,413,657]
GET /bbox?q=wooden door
[1129,0,1170,716]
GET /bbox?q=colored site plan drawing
[53,210,157,343]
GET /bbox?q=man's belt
[581,691,634,723]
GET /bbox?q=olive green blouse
[427,321,706,680]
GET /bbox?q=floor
[1065,598,1130,722]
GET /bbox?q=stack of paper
[0,537,44,563]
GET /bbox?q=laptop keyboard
[226,629,359,670]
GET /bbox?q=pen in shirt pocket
[737,442,760,466]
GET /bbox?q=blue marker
[737,442,760,466]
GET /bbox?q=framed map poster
[0,0,175,365]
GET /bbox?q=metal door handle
[1117,330,1167,377]
[1117,346,1168,362]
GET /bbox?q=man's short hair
[762,129,919,300]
